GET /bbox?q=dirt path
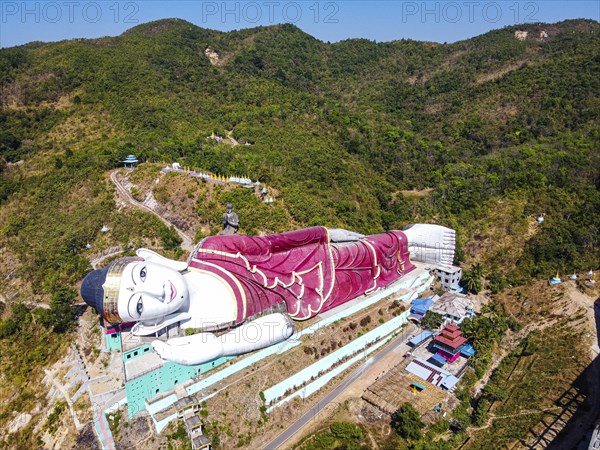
[226,130,240,146]
[89,246,127,269]
[471,328,526,399]
[469,407,563,432]
[109,170,195,253]
[472,283,593,400]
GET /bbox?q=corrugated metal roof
[460,344,476,357]
[429,292,471,318]
[406,357,452,386]
[174,396,199,411]
[192,435,210,448]
[411,297,434,315]
[409,330,433,346]
[441,375,459,390]
[185,415,202,429]
[406,360,434,382]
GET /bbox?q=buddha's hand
[152,334,223,366]
[327,228,365,242]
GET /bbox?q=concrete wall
[185,271,431,398]
[263,309,411,405]
[104,396,127,415]
[146,394,178,415]
[122,344,152,362]
[154,412,178,434]
[125,356,231,418]
[126,270,433,423]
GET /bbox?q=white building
[434,266,462,290]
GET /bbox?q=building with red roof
[432,323,468,363]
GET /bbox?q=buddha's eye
[140,267,147,282]
[136,297,143,315]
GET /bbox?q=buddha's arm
[403,224,456,268]
[151,313,294,365]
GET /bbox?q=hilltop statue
[81,224,455,366]
[221,203,239,235]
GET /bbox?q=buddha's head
[81,257,188,324]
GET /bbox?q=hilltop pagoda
[122,154,139,169]
[432,323,467,363]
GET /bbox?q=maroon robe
[189,227,414,323]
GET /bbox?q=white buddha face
[116,261,188,322]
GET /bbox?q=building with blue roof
[430,353,447,367]
[411,295,438,316]
[460,343,476,358]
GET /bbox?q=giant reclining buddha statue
[81,224,455,365]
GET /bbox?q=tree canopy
[392,403,425,441]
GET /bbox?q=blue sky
[1,1,599,48]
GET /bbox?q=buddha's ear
[135,249,188,272]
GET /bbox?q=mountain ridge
[0,17,598,449]
[0,17,598,288]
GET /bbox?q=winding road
[109,170,195,253]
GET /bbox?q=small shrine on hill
[123,154,139,168]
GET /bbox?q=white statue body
[81,224,455,365]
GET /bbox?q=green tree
[391,403,424,441]
[461,269,483,294]
[301,422,363,450]
[330,421,363,442]
[421,311,444,330]
[39,286,77,333]
[159,225,183,250]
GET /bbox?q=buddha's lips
[169,281,177,302]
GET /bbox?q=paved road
[90,247,127,269]
[109,170,195,252]
[263,325,416,449]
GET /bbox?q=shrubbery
[391,403,424,441]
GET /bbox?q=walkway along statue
[81,224,455,365]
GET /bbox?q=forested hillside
[0,18,598,444]
[2,19,598,290]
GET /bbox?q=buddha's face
[117,261,188,322]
